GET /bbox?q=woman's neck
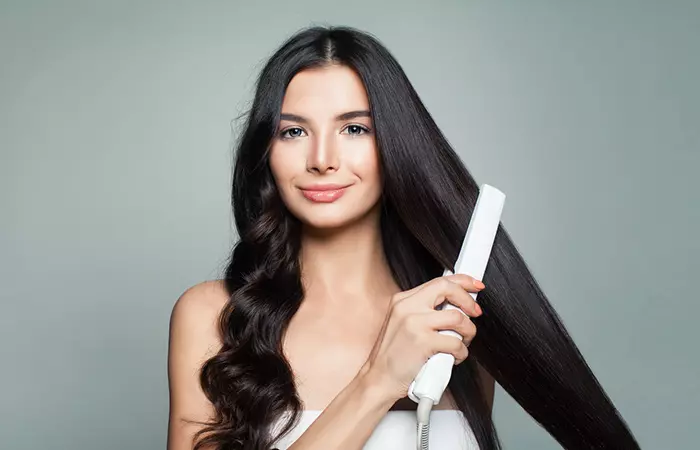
[299,212,400,312]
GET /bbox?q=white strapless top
[270,410,479,449]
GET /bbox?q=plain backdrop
[2,1,698,449]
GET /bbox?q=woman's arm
[287,365,398,450]
[167,281,399,450]
[167,281,229,450]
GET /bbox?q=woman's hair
[193,25,640,449]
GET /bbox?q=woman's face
[269,64,382,231]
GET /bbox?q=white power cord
[416,396,433,450]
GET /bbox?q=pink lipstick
[299,184,350,203]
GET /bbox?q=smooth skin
[167,64,495,450]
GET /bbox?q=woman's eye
[343,124,370,136]
[279,125,370,139]
[280,127,306,139]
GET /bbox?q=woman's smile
[299,183,352,203]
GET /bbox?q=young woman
[167,25,640,450]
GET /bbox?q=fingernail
[475,280,486,289]
[475,303,483,315]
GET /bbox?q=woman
[167,25,640,450]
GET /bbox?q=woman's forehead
[281,66,370,118]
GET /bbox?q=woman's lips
[300,187,348,203]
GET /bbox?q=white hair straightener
[407,183,505,450]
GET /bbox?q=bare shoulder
[169,279,231,371]
[167,280,231,450]
[173,279,230,319]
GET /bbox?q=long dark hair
[194,25,640,449]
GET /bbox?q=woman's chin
[300,215,355,232]
[291,200,382,233]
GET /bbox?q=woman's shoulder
[169,280,230,348]
[174,279,230,315]
[168,280,230,445]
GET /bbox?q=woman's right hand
[360,274,485,402]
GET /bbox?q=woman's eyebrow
[279,110,371,123]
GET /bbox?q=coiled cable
[416,396,434,450]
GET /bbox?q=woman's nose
[306,135,339,174]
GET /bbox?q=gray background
[1,1,697,449]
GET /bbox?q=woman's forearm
[286,370,397,450]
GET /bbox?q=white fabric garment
[270,409,480,449]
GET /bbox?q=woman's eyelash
[278,127,305,139]
[343,124,371,136]
[278,124,371,140]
